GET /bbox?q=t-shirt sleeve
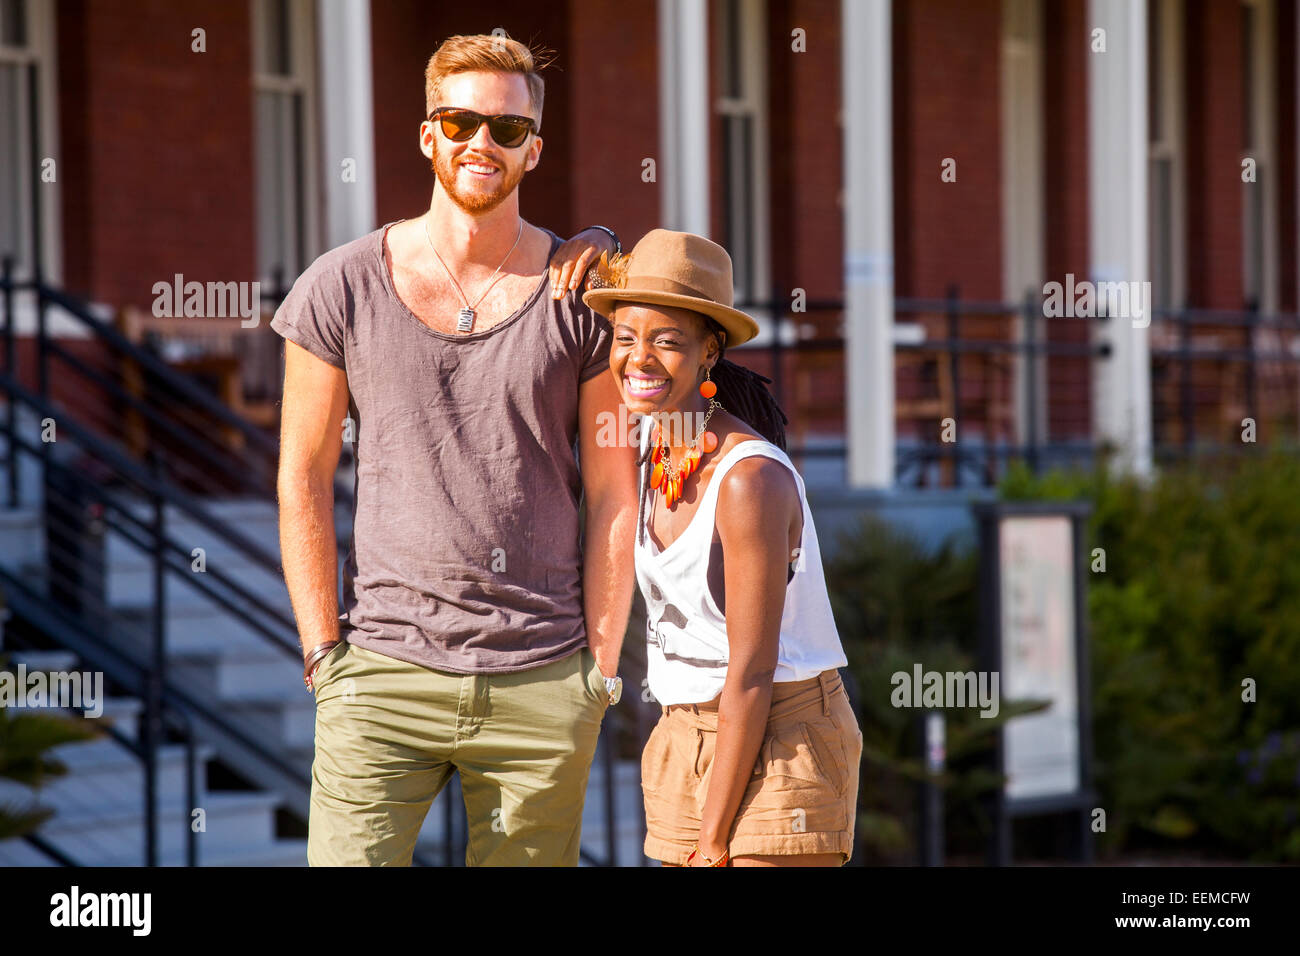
[269,265,346,370]
[576,293,613,383]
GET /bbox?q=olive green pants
[307,641,610,866]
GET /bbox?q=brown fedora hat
[582,229,760,347]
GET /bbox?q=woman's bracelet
[686,843,730,867]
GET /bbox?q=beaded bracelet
[686,843,730,867]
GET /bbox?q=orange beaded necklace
[648,397,722,509]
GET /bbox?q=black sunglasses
[428,107,538,148]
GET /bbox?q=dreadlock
[700,316,788,450]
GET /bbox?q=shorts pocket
[759,722,831,791]
[799,718,849,796]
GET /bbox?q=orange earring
[699,366,717,399]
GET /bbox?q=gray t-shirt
[271,221,613,674]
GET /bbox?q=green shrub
[825,450,1300,863]
[1000,451,1300,861]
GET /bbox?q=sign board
[974,500,1094,864]
[998,514,1079,800]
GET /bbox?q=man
[273,33,637,866]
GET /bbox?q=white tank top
[634,437,849,706]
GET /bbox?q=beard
[431,140,528,214]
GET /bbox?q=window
[0,0,57,283]
[1147,0,1185,313]
[714,0,770,311]
[1240,0,1277,313]
[253,0,319,290]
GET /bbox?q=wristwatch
[604,675,623,706]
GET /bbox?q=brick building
[3,0,1297,489]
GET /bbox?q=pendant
[456,307,475,333]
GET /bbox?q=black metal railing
[735,287,1107,487]
[1149,301,1300,456]
[733,287,1300,486]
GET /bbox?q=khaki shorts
[308,640,609,866]
[642,669,862,865]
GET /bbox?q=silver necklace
[422,215,524,333]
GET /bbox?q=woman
[583,229,862,867]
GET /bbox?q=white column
[842,0,895,489]
[1001,0,1046,446]
[1088,0,1152,476]
[657,0,711,236]
[317,0,377,249]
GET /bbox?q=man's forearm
[582,497,636,677]
[278,469,341,655]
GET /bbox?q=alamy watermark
[0,665,103,718]
[595,406,710,449]
[891,664,1000,718]
[50,885,150,935]
[151,273,261,327]
[1043,273,1151,328]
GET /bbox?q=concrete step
[23,739,216,813]
[107,562,290,615]
[110,602,297,660]
[102,496,286,613]
[104,496,349,571]
[88,696,144,742]
[0,504,43,572]
[0,406,49,511]
[0,835,310,867]
[167,648,303,702]
[54,696,142,742]
[238,694,317,749]
[36,789,280,848]
[6,648,80,671]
